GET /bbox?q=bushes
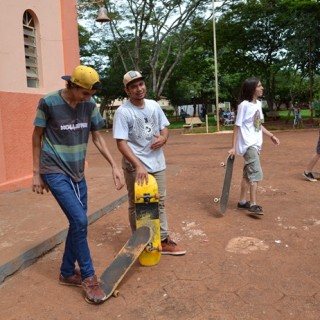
[162,109,175,117]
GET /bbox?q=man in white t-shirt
[113,71,186,255]
[229,77,280,215]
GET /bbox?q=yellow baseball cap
[123,70,144,87]
[62,65,101,90]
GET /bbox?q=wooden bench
[183,116,203,129]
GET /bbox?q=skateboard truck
[214,160,228,202]
[145,242,162,252]
[136,193,159,203]
[136,193,162,253]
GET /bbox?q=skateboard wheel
[113,290,120,297]
[220,162,225,167]
[213,197,220,203]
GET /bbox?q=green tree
[216,0,288,109]
[77,0,210,99]
[280,0,320,104]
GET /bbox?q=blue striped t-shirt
[33,90,104,182]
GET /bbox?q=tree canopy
[78,0,320,109]
[78,0,209,100]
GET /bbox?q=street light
[212,0,219,131]
[77,0,111,23]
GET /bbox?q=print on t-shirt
[133,114,156,141]
[253,109,262,132]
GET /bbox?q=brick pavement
[1,129,320,319]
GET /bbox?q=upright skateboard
[214,155,235,214]
[99,226,152,300]
[134,174,161,266]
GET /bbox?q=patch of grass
[278,109,311,120]
[168,110,319,134]
[168,114,217,130]
[169,114,235,133]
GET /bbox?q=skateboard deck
[214,155,235,214]
[134,174,161,266]
[100,225,152,300]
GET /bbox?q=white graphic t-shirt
[113,99,170,172]
[235,100,264,156]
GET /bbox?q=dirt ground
[1,127,320,319]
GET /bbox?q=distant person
[180,109,189,120]
[228,77,280,215]
[219,108,224,124]
[200,105,207,121]
[303,132,320,182]
[113,70,186,255]
[32,65,124,304]
[293,103,303,128]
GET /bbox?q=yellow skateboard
[134,174,161,266]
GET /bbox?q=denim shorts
[243,147,263,182]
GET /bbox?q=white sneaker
[303,171,317,182]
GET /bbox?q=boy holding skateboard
[228,77,280,215]
[32,65,124,304]
[113,71,186,255]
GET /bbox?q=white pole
[206,114,208,133]
[213,0,219,131]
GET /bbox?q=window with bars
[23,11,39,88]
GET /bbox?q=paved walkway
[0,133,127,283]
[1,129,320,320]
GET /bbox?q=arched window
[23,11,39,88]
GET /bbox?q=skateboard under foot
[100,225,152,300]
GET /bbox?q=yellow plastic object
[135,174,161,266]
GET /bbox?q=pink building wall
[0,0,80,192]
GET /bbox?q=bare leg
[249,181,258,205]
[306,153,320,172]
[239,176,249,202]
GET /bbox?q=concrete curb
[0,195,128,284]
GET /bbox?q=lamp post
[212,0,219,131]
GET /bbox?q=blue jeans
[42,173,94,279]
